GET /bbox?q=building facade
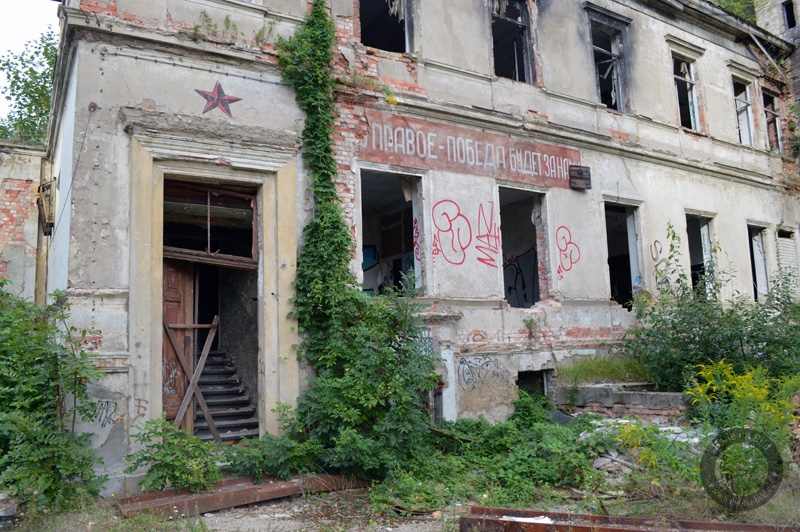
[26,0,800,493]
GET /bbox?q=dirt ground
[198,489,464,532]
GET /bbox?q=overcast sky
[0,1,60,118]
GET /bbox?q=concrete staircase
[194,350,259,442]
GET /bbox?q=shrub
[125,416,220,493]
[625,224,800,391]
[0,284,106,510]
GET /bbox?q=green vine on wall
[272,0,438,479]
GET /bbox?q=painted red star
[195,81,242,117]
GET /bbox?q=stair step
[199,385,246,396]
[200,365,236,376]
[195,427,259,443]
[197,405,256,419]
[195,416,258,431]
[198,375,240,386]
[204,394,252,407]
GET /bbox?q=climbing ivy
[272,0,439,479]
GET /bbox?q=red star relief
[195,81,242,117]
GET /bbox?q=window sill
[680,127,708,138]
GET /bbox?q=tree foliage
[0,283,105,510]
[0,29,57,143]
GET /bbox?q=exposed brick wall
[0,178,36,281]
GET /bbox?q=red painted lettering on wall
[361,110,580,189]
[413,217,421,261]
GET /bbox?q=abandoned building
[0,0,799,494]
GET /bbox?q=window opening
[163,181,257,270]
[604,204,641,309]
[733,80,753,146]
[360,0,406,53]
[748,226,769,301]
[591,23,622,110]
[763,91,782,151]
[673,56,698,130]
[492,0,530,83]
[517,370,546,396]
[785,1,796,29]
[500,187,542,308]
[686,215,713,290]
[360,171,420,294]
[778,230,799,299]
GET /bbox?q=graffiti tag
[457,356,507,391]
[556,226,581,280]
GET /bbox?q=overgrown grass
[11,497,209,532]
[557,354,649,385]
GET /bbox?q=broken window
[163,181,257,270]
[749,225,769,301]
[360,0,407,53]
[763,91,782,152]
[517,370,547,396]
[686,214,713,291]
[360,171,421,294]
[733,79,753,146]
[604,204,641,309]
[591,23,624,110]
[785,1,797,29]
[673,56,698,130]
[491,0,531,83]
[500,187,544,308]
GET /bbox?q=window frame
[359,0,413,54]
[762,90,783,152]
[584,2,632,113]
[733,79,754,146]
[491,0,533,84]
[673,55,699,130]
[784,0,797,29]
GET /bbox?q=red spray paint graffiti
[556,225,581,280]
[432,200,472,265]
[475,202,500,268]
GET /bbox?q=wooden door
[163,259,194,430]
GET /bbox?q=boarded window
[674,56,698,130]
[605,204,641,309]
[492,0,530,83]
[360,0,406,53]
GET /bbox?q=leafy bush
[685,361,800,444]
[0,285,105,510]
[224,425,323,482]
[125,416,220,493]
[625,224,800,391]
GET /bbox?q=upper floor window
[491,0,531,83]
[763,91,782,151]
[673,56,698,130]
[584,3,631,112]
[360,0,408,53]
[733,79,753,146]
[785,0,797,29]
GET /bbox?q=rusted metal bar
[117,475,369,518]
[168,324,218,329]
[462,507,800,532]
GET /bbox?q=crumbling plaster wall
[332,0,800,422]
[0,144,43,300]
[53,0,308,495]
